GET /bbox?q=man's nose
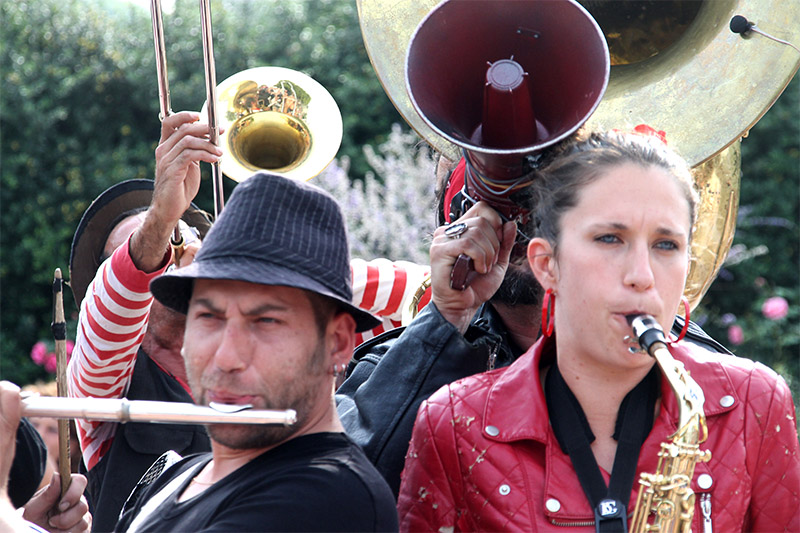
[212,322,248,372]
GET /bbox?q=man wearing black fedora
[114,171,397,532]
[67,111,219,531]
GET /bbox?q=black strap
[546,362,658,532]
[51,276,67,340]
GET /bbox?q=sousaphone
[358,0,800,310]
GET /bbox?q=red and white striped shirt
[68,242,432,470]
[67,239,166,470]
[350,258,431,345]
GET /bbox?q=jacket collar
[482,337,739,444]
[659,343,740,420]
[483,336,554,443]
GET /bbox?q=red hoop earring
[669,296,691,344]
[541,289,555,338]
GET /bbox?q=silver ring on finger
[444,222,468,240]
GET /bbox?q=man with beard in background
[336,155,544,497]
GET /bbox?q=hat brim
[150,256,382,333]
[69,180,212,309]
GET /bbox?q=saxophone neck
[628,315,712,533]
[650,342,708,443]
[630,315,708,443]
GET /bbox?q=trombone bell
[204,66,343,182]
[229,112,311,174]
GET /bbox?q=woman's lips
[624,313,644,325]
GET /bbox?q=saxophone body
[628,316,712,533]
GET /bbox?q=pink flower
[31,341,48,364]
[727,324,744,345]
[762,296,789,321]
[66,340,75,359]
[44,354,57,374]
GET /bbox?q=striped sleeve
[67,238,169,470]
[350,258,432,345]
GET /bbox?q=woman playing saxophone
[397,129,799,532]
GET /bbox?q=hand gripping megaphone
[404,0,610,289]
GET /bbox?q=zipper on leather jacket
[549,518,596,527]
[701,493,712,533]
[550,510,635,528]
[487,348,497,371]
[469,314,501,371]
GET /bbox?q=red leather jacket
[398,337,799,532]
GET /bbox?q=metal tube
[150,0,172,121]
[22,396,297,426]
[200,0,225,217]
[149,0,185,257]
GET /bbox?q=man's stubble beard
[202,339,329,450]
[490,254,543,307]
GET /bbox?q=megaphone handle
[450,254,478,291]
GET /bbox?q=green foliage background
[1,0,798,412]
[1,0,403,383]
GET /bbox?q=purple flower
[727,324,744,346]
[762,296,789,320]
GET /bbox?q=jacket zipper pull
[487,346,498,371]
[701,493,712,533]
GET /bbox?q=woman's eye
[655,240,680,251]
[595,234,620,244]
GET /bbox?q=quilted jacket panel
[398,338,799,532]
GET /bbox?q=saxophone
[628,315,712,533]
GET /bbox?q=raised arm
[67,240,167,469]
[337,202,516,495]
[67,111,220,469]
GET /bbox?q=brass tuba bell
[204,66,343,183]
[358,0,800,310]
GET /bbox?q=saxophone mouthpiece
[629,315,667,355]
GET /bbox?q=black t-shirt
[115,432,398,532]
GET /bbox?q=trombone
[150,0,223,268]
[148,0,343,217]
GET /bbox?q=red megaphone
[405,0,610,289]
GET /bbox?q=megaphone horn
[405,0,610,288]
[406,0,609,215]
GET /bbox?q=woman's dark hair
[530,130,698,254]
